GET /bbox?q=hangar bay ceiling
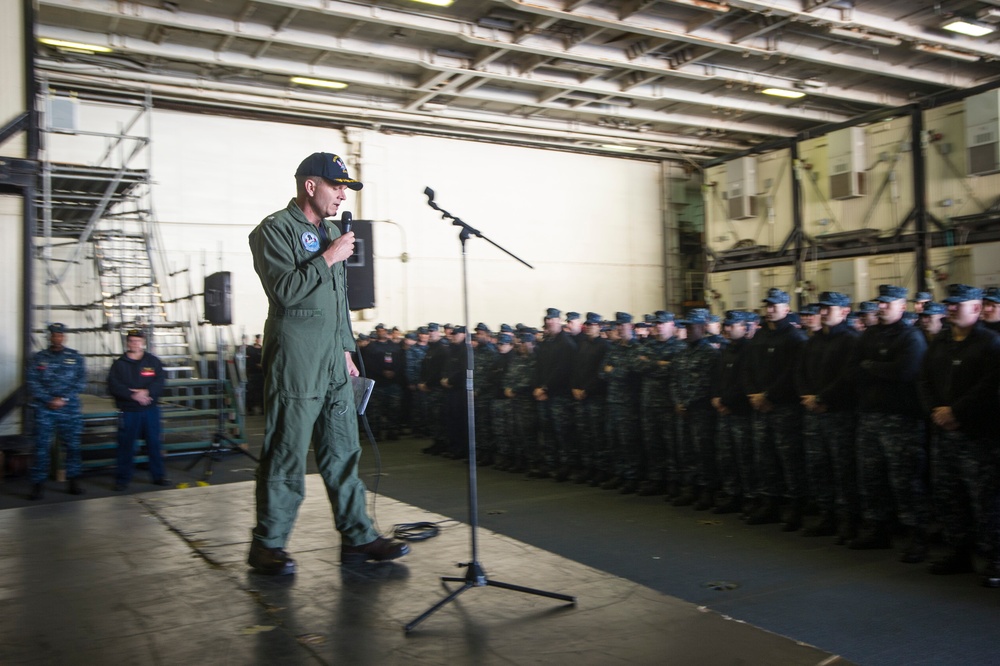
[32,0,1000,161]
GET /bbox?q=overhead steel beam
[498,0,993,86]
[35,0,886,115]
[36,25,803,139]
[37,65,748,155]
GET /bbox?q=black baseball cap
[294,153,363,190]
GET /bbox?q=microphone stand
[404,188,575,633]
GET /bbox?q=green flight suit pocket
[268,310,332,399]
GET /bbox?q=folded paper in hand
[351,376,375,415]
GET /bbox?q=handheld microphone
[341,211,353,234]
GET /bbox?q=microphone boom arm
[422,187,534,269]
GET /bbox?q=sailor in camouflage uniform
[488,333,516,470]
[571,312,609,485]
[599,313,641,492]
[670,309,721,509]
[533,308,578,480]
[505,332,538,474]
[27,323,87,500]
[472,323,498,465]
[851,284,930,561]
[743,288,808,531]
[711,311,753,514]
[634,311,681,496]
[920,284,1000,586]
[418,323,449,454]
[796,292,861,541]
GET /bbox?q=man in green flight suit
[247,152,409,574]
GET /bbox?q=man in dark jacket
[742,288,808,530]
[107,329,169,491]
[851,284,930,562]
[796,292,861,541]
[920,284,1000,586]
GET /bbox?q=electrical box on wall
[726,156,758,220]
[965,89,1000,176]
[828,127,867,199]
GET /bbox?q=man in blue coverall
[27,323,87,500]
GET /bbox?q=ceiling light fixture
[941,18,995,37]
[38,37,112,54]
[600,144,639,151]
[408,0,455,7]
[914,43,981,62]
[761,88,806,99]
[827,27,902,47]
[290,76,348,89]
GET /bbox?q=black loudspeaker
[344,219,375,311]
[204,271,232,325]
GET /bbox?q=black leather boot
[848,522,892,550]
[899,527,928,564]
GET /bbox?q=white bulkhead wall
[1,0,26,435]
[40,103,667,336]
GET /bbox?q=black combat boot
[781,499,804,532]
[899,527,929,564]
[835,512,859,545]
[712,495,743,514]
[801,511,837,537]
[746,497,781,525]
[928,547,975,575]
[671,486,696,507]
[848,522,892,550]
[693,488,715,511]
[67,478,85,495]
[28,483,44,501]
[981,560,1000,588]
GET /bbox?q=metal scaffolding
[33,87,199,389]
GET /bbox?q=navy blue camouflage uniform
[743,308,807,518]
[796,308,861,533]
[711,318,753,507]
[919,297,1000,573]
[28,339,87,483]
[671,322,720,500]
[855,300,930,539]
[599,317,641,484]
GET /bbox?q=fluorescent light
[289,76,348,89]
[600,144,638,151]
[409,0,454,6]
[761,88,806,99]
[38,38,112,54]
[942,18,994,37]
[827,27,902,47]
[914,43,981,62]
